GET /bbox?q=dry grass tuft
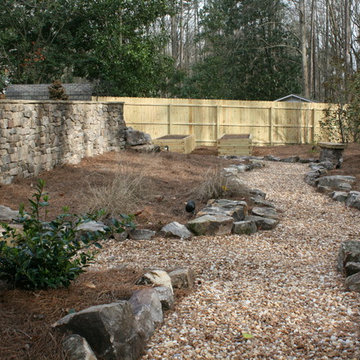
[193,166,250,202]
[86,166,148,217]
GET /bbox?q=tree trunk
[300,0,310,98]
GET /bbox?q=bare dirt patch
[1,143,360,360]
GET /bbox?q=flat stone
[168,268,195,289]
[280,156,299,163]
[316,175,356,189]
[318,142,346,150]
[251,207,279,220]
[264,155,281,161]
[246,162,264,170]
[62,334,97,360]
[331,191,349,202]
[187,214,234,236]
[160,222,192,239]
[299,158,315,164]
[245,215,278,230]
[316,160,335,170]
[346,191,360,210]
[129,229,156,240]
[232,220,257,235]
[309,165,328,174]
[198,201,247,221]
[251,196,275,208]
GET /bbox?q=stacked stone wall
[0,100,125,184]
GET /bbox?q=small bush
[193,166,250,202]
[48,80,68,100]
[0,180,105,290]
[86,166,147,217]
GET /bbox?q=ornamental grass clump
[0,179,104,290]
[194,166,250,202]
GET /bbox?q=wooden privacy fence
[94,97,329,146]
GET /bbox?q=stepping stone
[232,220,257,235]
[187,215,233,236]
[251,207,279,220]
[160,222,192,239]
[245,215,278,230]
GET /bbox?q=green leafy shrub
[0,180,105,290]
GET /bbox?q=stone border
[52,268,193,360]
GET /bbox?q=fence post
[216,106,220,142]
[269,106,273,145]
[311,107,316,143]
[167,104,172,135]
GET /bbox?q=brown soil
[1,143,360,360]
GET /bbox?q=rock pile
[304,162,360,210]
[53,267,194,360]
[125,127,160,153]
[337,241,360,292]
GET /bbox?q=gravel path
[95,162,360,359]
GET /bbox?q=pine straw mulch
[0,144,360,360]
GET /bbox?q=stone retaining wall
[0,100,125,184]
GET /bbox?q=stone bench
[318,142,346,168]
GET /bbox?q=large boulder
[53,302,144,360]
[125,127,151,146]
[160,222,192,239]
[316,175,356,190]
[62,334,97,360]
[345,191,360,210]
[187,214,233,236]
[337,240,360,275]
[129,289,163,341]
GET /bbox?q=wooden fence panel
[94,97,329,146]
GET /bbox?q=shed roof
[274,94,314,103]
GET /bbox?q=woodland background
[0,0,358,103]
